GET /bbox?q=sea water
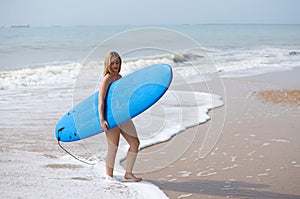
[1,25,300,198]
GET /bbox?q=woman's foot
[124,172,142,182]
[105,174,115,181]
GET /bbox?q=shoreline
[1,67,299,198]
[138,68,300,198]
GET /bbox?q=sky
[0,0,300,26]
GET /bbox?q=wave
[0,62,81,90]
[1,47,300,90]
[0,52,204,90]
[213,47,300,76]
[289,51,300,56]
[172,52,205,63]
[109,90,224,173]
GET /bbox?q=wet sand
[139,68,300,199]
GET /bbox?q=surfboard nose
[55,110,79,142]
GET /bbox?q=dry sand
[138,68,300,199]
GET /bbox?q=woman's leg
[105,127,120,177]
[120,120,142,182]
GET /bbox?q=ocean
[1,25,300,89]
[1,25,300,198]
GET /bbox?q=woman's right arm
[99,76,110,131]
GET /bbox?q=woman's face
[110,57,120,74]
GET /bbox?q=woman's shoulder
[102,74,112,85]
[103,74,110,80]
[102,73,122,84]
[116,74,122,79]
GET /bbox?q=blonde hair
[103,51,122,76]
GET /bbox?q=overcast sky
[1,0,300,26]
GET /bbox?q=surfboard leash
[57,128,96,166]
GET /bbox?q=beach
[139,68,300,198]
[1,25,300,198]
[1,68,299,198]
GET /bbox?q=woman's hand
[101,119,109,131]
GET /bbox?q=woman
[98,51,142,182]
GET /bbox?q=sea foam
[0,55,223,198]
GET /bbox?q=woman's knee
[130,138,140,149]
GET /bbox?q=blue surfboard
[55,64,173,142]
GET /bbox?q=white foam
[270,139,290,143]
[221,186,235,191]
[2,45,300,92]
[4,46,298,92]
[222,164,239,171]
[213,47,300,78]
[196,169,217,177]
[0,56,224,198]
[0,53,208,91]
[86,89,222,197]
[257,173,269,177]
[262,142,271,147]
[0,149,168,199]
[77,159,168,199]
[133,90,223,150]
[231,155,237,162]
[178,193,193,198]
[247,151,256,156]
[179,171,192,177]
[0,62,81,90]
[257,169,271,178]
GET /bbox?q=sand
[252,90,300,105]
[138,68,300,199]
[2,67,299,198]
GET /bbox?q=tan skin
[98,57,142,182]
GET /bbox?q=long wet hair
[103,51,122,76]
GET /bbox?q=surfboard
[55,64,173,142]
